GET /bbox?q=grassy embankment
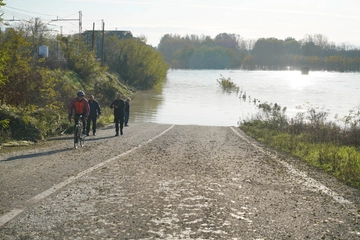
[218,75,360,190]
[240,102,360,190]
[0,71,134,146]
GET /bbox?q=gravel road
[0,123,359,239]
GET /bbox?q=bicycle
[73,115,86,149]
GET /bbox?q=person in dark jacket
[86,95,101,136]
[124,97,131,127]
[110,93,125,136]
[68,90,90,135]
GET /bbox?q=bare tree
[313,34,328,49]
[18,18,54,57]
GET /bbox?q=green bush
[105,38,169,89]
[0,104,67,143]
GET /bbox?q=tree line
[157,33,360,72]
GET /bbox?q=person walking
[86,95,101,136]
[124,97,131,127]
[110,93,125,136]
[68,90,90,135]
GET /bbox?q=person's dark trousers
[86,116,97,134]
[124,112,129,126]
[114,115,124,135]
[75,114,87,134]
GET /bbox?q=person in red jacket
[68,90,90,135]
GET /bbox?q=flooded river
[130,70,360,126]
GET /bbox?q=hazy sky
[2,0,360,47]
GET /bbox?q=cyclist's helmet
[77,90,85,97]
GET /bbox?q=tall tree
[252,38,285,69]
[105,37,169,89]
[58,35,105,81]
[214,33,239,49]
[19,18,53,57]
[189,46,231,69]
[0,0,4,22]
[302,41,321,57]
[158,34,185,63]
[172,45,195,69]
[158,33,246,69]
[0,29,55,106]
[313,34,329,50]
[283,37,301,55]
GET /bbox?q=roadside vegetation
[239,102,360,189]
[0,2,169,145]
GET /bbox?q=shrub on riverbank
[239,102,360,189]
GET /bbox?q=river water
[129,70,360,127]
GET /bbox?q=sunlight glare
[287,72,313,89]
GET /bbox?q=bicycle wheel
[80,131,85,147]
[74,126,80,149]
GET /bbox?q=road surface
[0,123,359,239]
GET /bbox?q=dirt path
[0,123,359,239]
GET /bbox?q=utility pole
[79,11,82,38]
[50,11,82,37]
[101,20,105,66]
[92,22,95,51]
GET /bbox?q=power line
[3,6,80,25]
[1,6,82,36]
[3,16,21,22]
[49,11,82,36]
[1,9,40,21]
[3,5,55,17]
[4,5,80,20]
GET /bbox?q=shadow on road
[1,148,73,162]
[85,135,117,142]
[47,136,73,141]
[1,131,118,162]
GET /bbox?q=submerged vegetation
[239,102,360,189]
[216,75,239,93]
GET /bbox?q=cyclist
[68,90,90,135]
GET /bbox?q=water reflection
[129,70,360,127]
[130,86,163,123]
[130,70,255,126]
